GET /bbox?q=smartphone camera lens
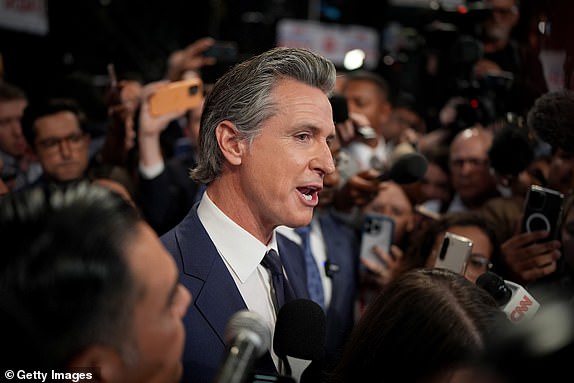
[439,236,450,260]
[188,85,199,96]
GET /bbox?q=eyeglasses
[449,158,489,169]
[465,254,493,273]
[36,132,86,153]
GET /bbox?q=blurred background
[1,0,572,125]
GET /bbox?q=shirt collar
[197,192,278,282]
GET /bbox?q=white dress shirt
[197,192,285,372]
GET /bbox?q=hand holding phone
[521,185,564,241]
[148,78,204,117]
[360,213,395,267]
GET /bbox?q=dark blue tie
[294,225,325,310]
[260,249,295,312]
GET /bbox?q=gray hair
[191,47,337,184]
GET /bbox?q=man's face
[483,0,519,43]
[318,135,342,207]
[449,130,497,206]
[33,111,90,182]
[0,99,28,157]
[122,223,191,383]
[343,80,391,138]
[237,78,336,232]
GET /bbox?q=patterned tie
[260,249,295,312]
[294,225,325,310]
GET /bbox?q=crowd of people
[1,0,574,382]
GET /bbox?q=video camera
[426,0,514,130]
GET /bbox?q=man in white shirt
[161,47,337,383]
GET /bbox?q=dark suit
[279,211,359,366]
[139,154,202,236]
[160,202,310,383]
[317,212,359,363]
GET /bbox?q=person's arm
[165,37,217,81]
[138,81,185,176]
[499,230,562,284]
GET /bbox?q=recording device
[476,271,540,323]
[328,94,376,139]
[488,122,535,177]
[213,310,272,383]
[274,299,326,362]
[434,232,472,274]
[521,185,564,242]
[273,299,326,383]
[376,151,428,184]
[148,78,204,117]
[360,213,395,268]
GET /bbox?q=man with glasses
[447,126,500,213]
[20,98,92,190]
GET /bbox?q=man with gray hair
[161,46,337,383]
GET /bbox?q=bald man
[447,126,500,212]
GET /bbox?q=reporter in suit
[160,47,337,383]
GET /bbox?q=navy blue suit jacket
[160,203,310,383]
[279,211,359,365]
[317,212,359,362]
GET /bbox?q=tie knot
[261,249,283,276]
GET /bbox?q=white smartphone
[434,232,473,274]
[360,213,395,266]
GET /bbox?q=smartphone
[360,213,395,266]
[204,40,239,62]
[414,204,441,221]
[149,78,204,117]
[521,185,565,241]
[328,94,376,139]
[435,232,473,274]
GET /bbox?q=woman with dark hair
[326,268,505,383]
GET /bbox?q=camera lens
[439,236,450,260]
[188,85,199,95]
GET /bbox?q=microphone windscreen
[329,94,349,124]
[273,299,326,361]
[386,151,428,184]
[489,125,534,177]
[476,271,512,307]
[225,310,271,358]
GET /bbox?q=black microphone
[377,151,429,184]
[213,310,272,383]
[274,298,326,361]
[273,299,326,381]
[476,271,540,324]
[488,124,535,177]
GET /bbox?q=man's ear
[67,345,125,383]
[216,120,245,166]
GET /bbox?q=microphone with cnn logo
[476,271,540,323]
